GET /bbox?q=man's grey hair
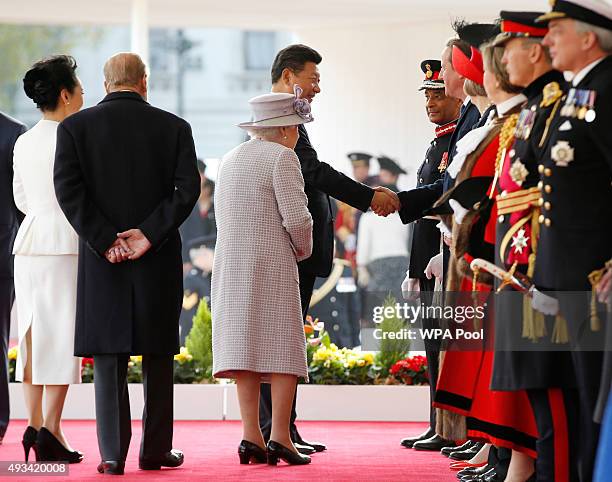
[520,37,553,63]
[575,20,612,54]
[104,52,147,88]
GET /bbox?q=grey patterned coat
[211,139,313,379]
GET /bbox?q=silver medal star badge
[510,159,529,186]
[511,228,530,255]
[551,140,574,167]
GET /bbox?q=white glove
[424,253,443,280]
[357,266,370,288]
[530,288,559,316]
[401,271,420,300]
[449,199,469,225]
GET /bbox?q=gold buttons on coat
[538,164,545,174]
[545,185,552,193]
[544,168,552,177]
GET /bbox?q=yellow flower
[345,359,356,369]
[8,346,17,360]
[356,359,366,367]
[130,355,142,363]
[363,353,375,365]
[312,347,329,362]
[174,347,193,363]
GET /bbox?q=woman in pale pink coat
[212,90,313,466]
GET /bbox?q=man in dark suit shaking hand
[259,44,400,453]
[54,53,200,475]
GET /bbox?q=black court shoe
[266,440,311,466]
[238,440,267,464]
[36,428,83,464]
[22,426,39,462]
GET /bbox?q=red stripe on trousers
[548,389,569,482]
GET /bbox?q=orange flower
[304,324,314,335]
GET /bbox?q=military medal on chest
[515,106,537,140]
[438,151,449,173]
[551,140,574,167]
[561,88,597,122]
[511,228,530,255]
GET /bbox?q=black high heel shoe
[36,428,83,464]
[22,426,39,462]
[238,440,267,464]
[266,440,311,466]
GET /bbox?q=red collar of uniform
[435,120,458,138]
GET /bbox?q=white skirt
[14,254,81,385]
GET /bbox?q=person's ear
[582,30,597,51]
[104,81,110,94]
[281,68,293,87]
[60,88,70,106]
[141,74,148,94]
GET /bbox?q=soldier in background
[348,151,379,187]
[308,258,361,348]
[376,155,406,192]
[180,234,216,345]
[400,59,461,451]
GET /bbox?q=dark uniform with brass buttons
[534,3,612,480]
[404,60,458,443]
[533,55,612,482]
[491,65,577,390]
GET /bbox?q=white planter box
[9,383,225,421]
[225,384,430,422]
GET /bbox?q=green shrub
[185,298,214,380]
[375,294,410,377]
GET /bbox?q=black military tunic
[535,56,612,292]
[533,55,612,482]
[408,120,456,280]
[408,120,456,432]
[491,69,576,391]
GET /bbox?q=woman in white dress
[13,56,83,463]
[212,90,313,466]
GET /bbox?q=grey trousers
[93,354,174,461]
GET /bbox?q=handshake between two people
[370,186,401,217]
[105,229,152,264]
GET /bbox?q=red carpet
[0,420,457,481]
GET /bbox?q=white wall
[296,20,459,190]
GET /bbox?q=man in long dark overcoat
[54,53,199,475]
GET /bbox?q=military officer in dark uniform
[532,3,612,481]
[397,23,499,291]
[376,155,406,192]
[486,12,581,481]
[400,59,462,450]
